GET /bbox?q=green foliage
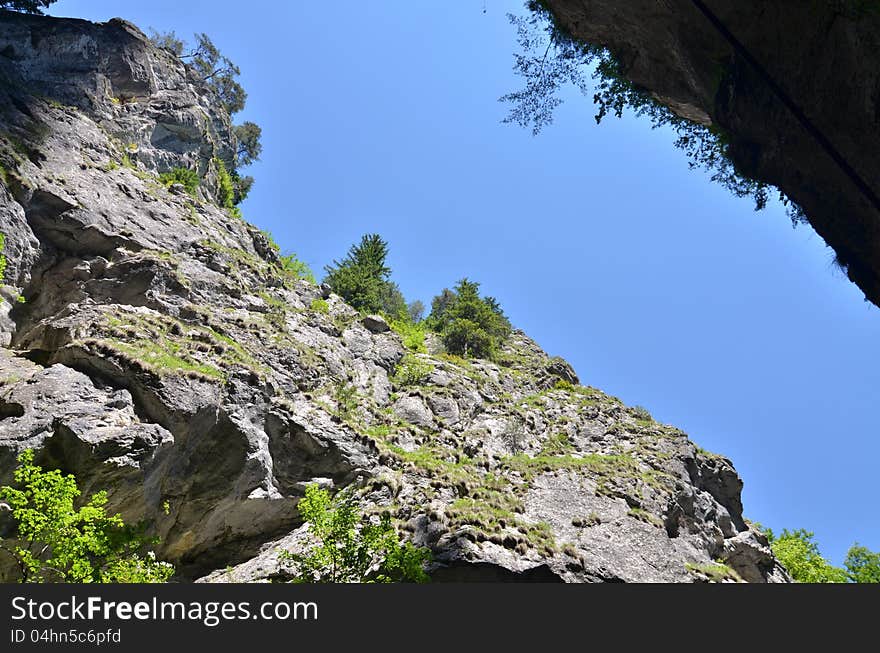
[149,31,261,199]
[234,121,262,167]
[501,418,528,454]
[767,528,848,583]
[393,354,433,387]
[685,561,738,582]
[234,174,254,204]
[379,281,408,320]
[333,381,358,420]
[844,544,880,583]
[282,484,430,583]
[502,3,806,225]
[364,424,392,440]
[148,29,185,55]
[764,527,880,583]
[499,7,591,136]
[540,432,574,456]
[0,232,6,283]
[631,405,653,422]
[430,288,456,320]
[429,278,511,359]
[441,319,489,359]
[260,229,315,283]
[213,158,236,210]
[324,234,403,315]
[280,253,316,283]
[310,298,329,314]
[407,300,425,323]
[388,317,427,353]
[0,0,56,13]
[0,450,173,583]
[185,33,246,115]
[159,167,200,196]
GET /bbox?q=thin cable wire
[690,0,880,214]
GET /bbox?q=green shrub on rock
[324,234,395,314]
[282,484,430,583]
[393,354,433,387]
[0,232,6,283]
[280,253,315,283]
[0,450,173,583]
[429,278,511,359]
[310,298,329,314]
[389,318,427,353]
[159,167,200,196]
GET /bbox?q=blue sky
[51,0,879,565]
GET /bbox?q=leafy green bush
[234,121,262,167]
[765,527,880,583]
[393,354,433,387]
[389,317,427,353]
[281,484,430,583]
[429,279,511,359]
[0,232,7,283]
[766,528,848,583]
[159,167,200,196]
[0,450,173,583]
[540,432,575,456]
[333,381,358,420]
[324,234,405,315]
[631,405,653,422]
[214,158,236,210]
[259,229,316,283]
[310,298,329,314]
[280,254,316,283]
[442,318,493,359]
[501,418,528,454]
[844,545,880,583]
[407,300,425,323]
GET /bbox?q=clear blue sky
[51,0,879,565]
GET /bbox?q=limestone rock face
[0,10,787,582]
[544,0,880,306]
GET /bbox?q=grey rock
[546,356,579,385]
[427,394,460,425]
[361,314,390,333]
[392,395,434,429]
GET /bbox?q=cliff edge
[0,10,787,582]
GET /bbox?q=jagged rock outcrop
[0,9,787,582]
[542,0,880,306]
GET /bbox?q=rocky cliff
[542,0,880,306]
[0,9,787,583]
